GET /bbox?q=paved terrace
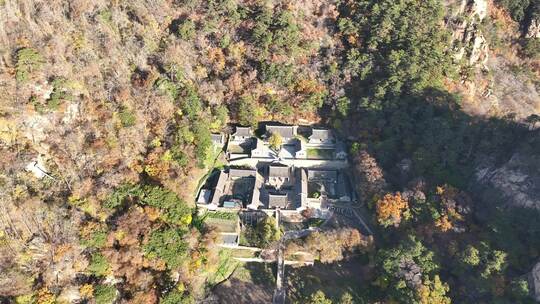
[229,157,349,170]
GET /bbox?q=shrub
[510,278,530,299]
[15,48,44,81]
[308,291,333,304]
[94,285,117,304]
[36,288,56,304]
[155,78,179,100]
[81,229,108,248]
[259,62,295,86]
[336,96,351,116]
[104,184,143,209]
[46,77,73,111]
[118,107,136,127]
[87,253,110,276]
[143,228,189,268]
[178,20,196,40]
[170,146,189,167]
[98,9,113,24]
[192,120,212,166]
[266,96,293,117]
[179,85,202,120]
[14,294,35,304]
[206,211,237,220]
[161,290,194,304]
[140,185,192,226]
[268,133,282,150]
[237,95,259,126]
[522,38,540,59]
[105,184,192,226]
[244,216,280,247]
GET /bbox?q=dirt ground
[212,256,372,304]
[212,263,275,304]
[286,256,372,302]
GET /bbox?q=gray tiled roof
[299,168,308,194]
[296,138,306,150]
[197,189,212,204]
[310,129,334,141]
[229,168,256,178]
[253,138,267,152]
[269,165,290,178]
[233,126,252,137]
[220,234,238,245]
[212,171,228,205]
[211,133,224,143]
[266,125,296,138]
[308,170,337,181]
[268,193,288,208]
[250,178,262,207]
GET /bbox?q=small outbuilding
[309,129,334,145]
[232,126,252,142]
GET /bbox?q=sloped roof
[266,125,296,138]
[268,193,288,208]
[250,177,262,207]
[299,168,308,195]
[308,170,337,181]
[229,168,256,178]
[253,138,267,151]
[269,165,290,178]
[233,126,252,137]
[215,171,228,191]
[212,171,228,205]
[197,189,212,204]
[211,133,224,143]
[220,234,238,245]
[295,138,306,150]
[310,129,334,141]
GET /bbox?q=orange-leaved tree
[376,192,409,227]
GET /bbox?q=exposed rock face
[526,18,540,38]
[475,153,540,210]
[530,261,540,301]
[446,0,489,68]
[444,1,540,123]
[460,54,540,121]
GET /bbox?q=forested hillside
[0,0,539,303]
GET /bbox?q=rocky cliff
[475,151,540,210]
[526,18,540,38]
[445,0,540,122]
[446,0,490,68]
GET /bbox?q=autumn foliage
[376,192,409,227]
[285,228,373,263]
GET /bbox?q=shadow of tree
[211,263,275,304]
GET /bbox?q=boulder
[530,261,540,301]
[526,18,540,39]
[475,153,540,210]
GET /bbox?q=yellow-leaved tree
[376,192,409,227]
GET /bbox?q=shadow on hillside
[337,87,540,188]
[333,86,540,293]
